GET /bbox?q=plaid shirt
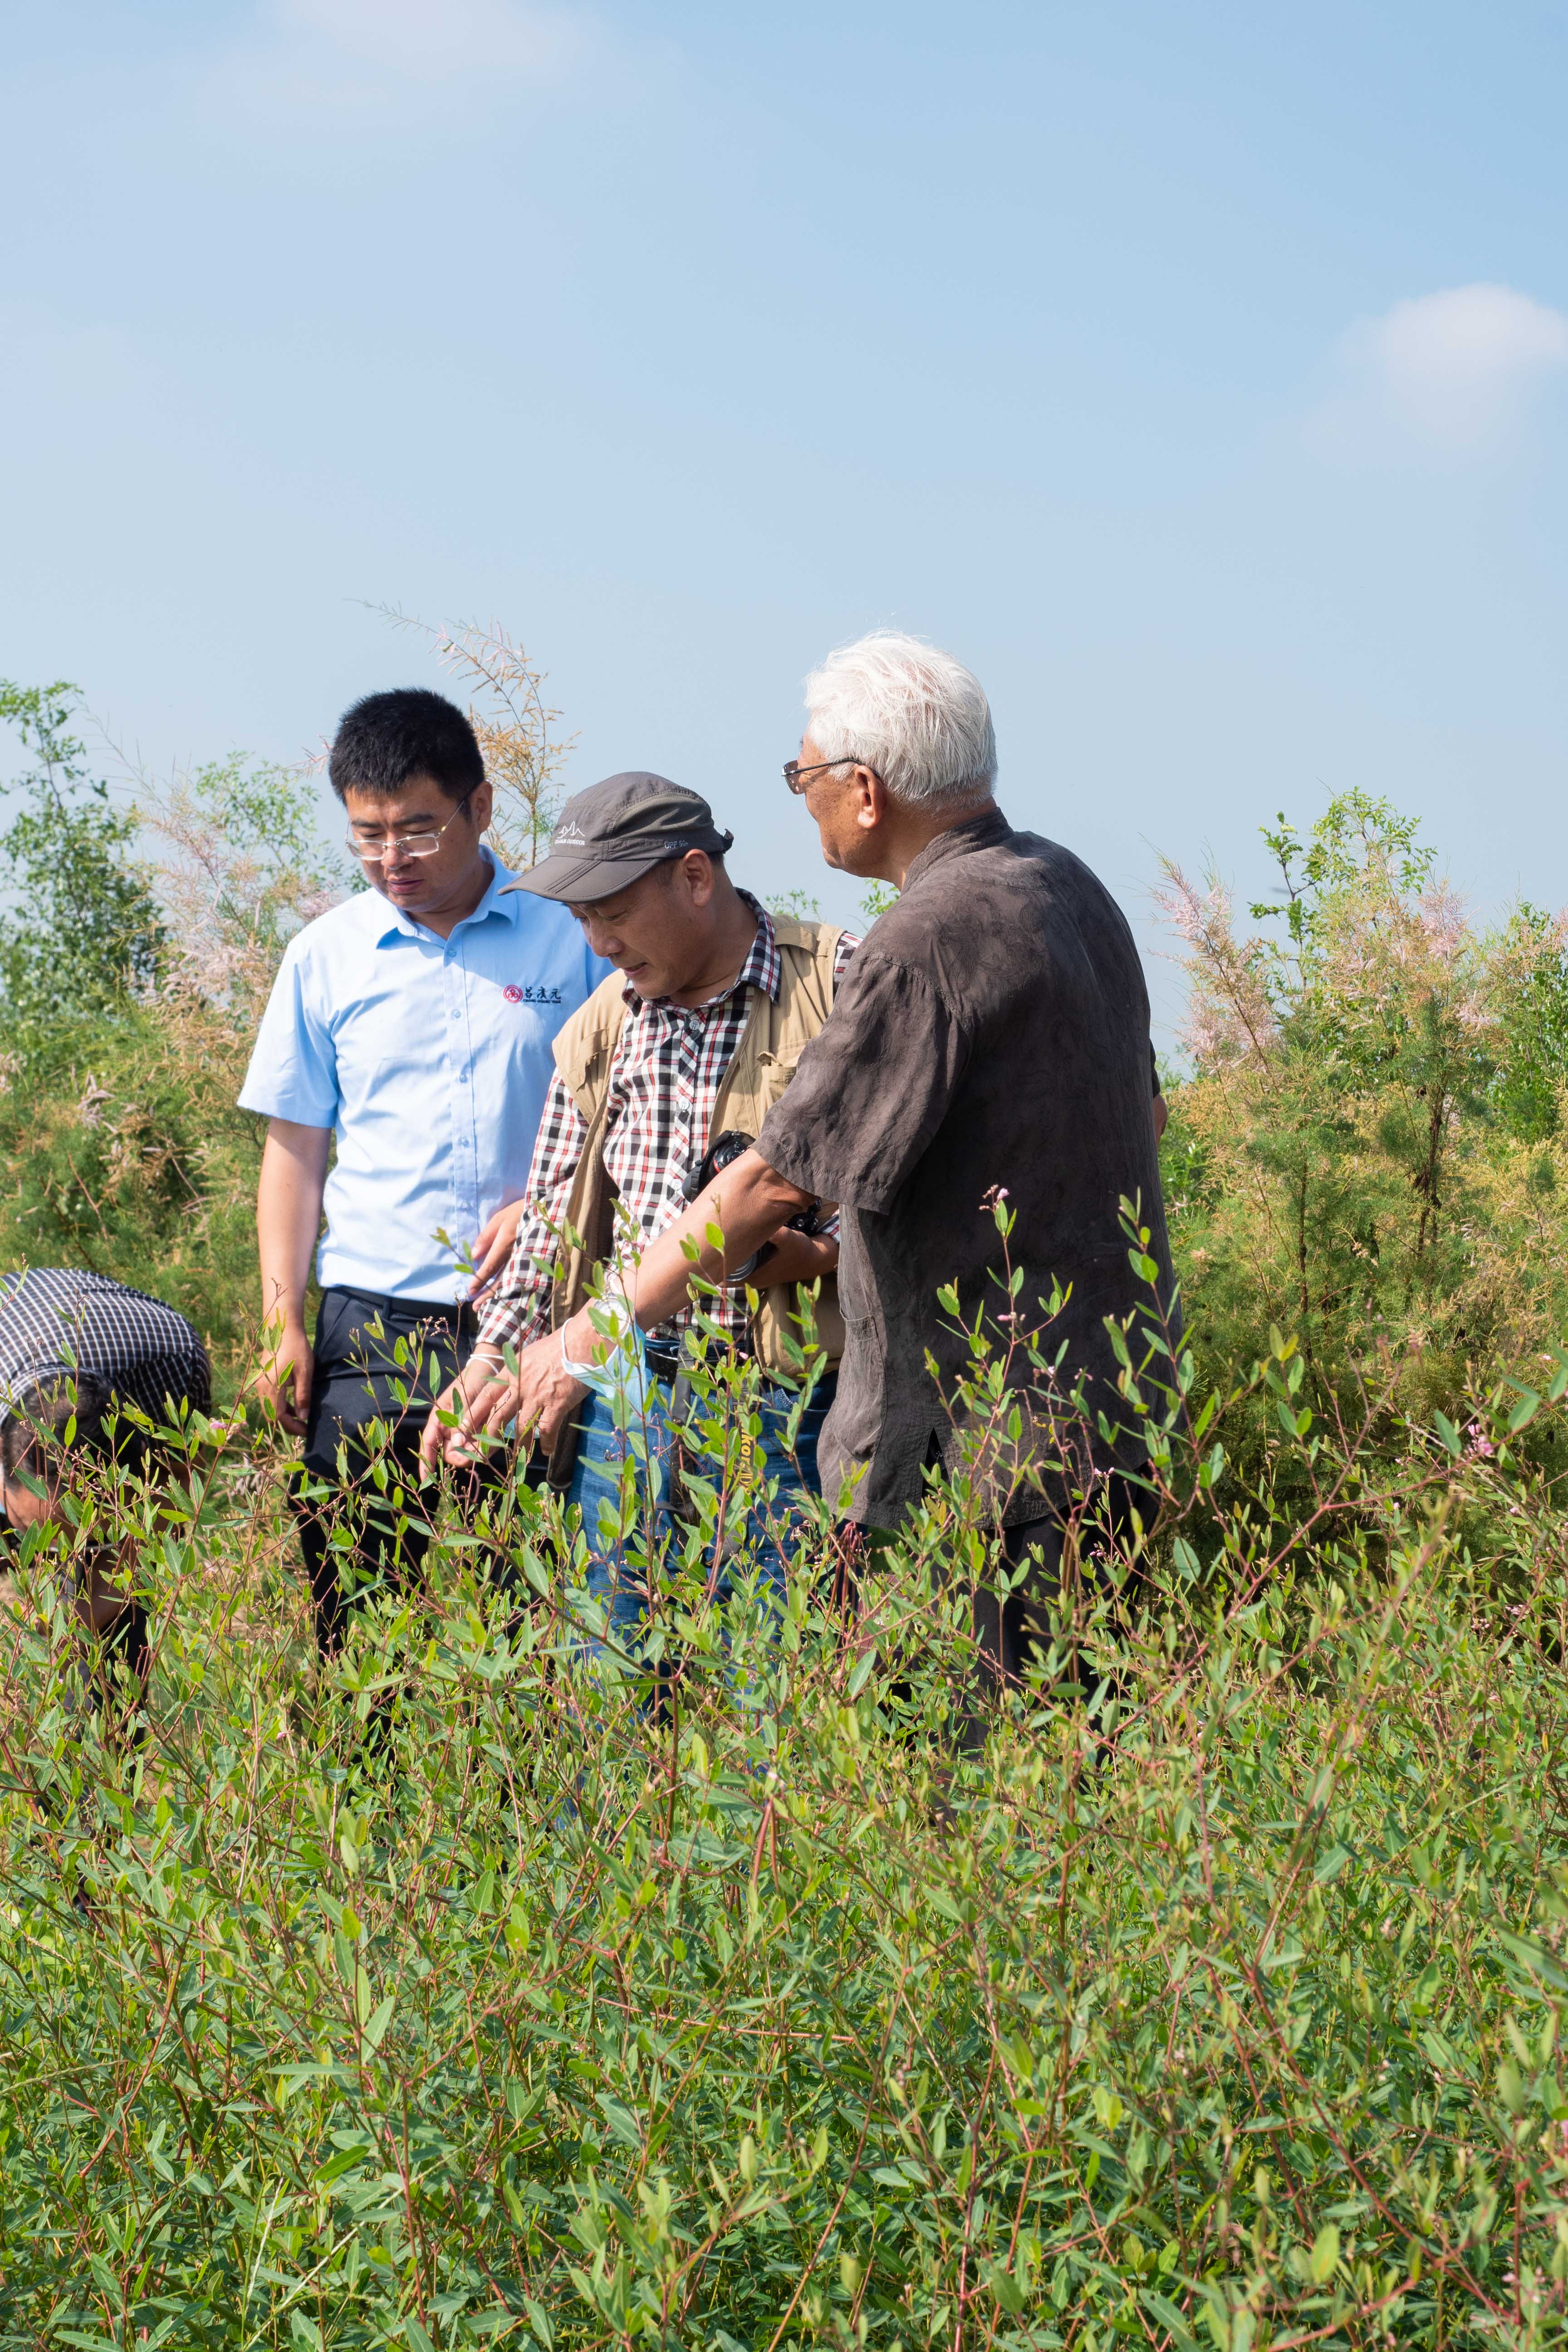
[479,897,858,1353]
[0,1268,211,1435]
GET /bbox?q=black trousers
[958,1476,1146,1740]
[297,1288,528,1656]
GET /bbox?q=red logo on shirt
[503,984,524,1004]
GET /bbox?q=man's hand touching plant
[418,1328,591,1470]
[419,1151,818,1471]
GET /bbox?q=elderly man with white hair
[439,632,1172,1720]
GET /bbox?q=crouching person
[0,1269,211,1732]
[421,772,857,1681]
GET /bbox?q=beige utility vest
[546,916,847,1378]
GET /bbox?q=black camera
[681,1129,821,1282]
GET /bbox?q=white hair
[803,630,997,810]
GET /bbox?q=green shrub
[5,680,1568,2342]
[0,680,164,1049]
[2,1253,1567,2347]
[1158,791,1568,1486]
[0,690,354,1380]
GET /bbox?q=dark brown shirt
[756,806,1175,1527]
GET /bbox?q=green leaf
[1496,1928,1568,1993]
[1309,2223,1340,2283]
[360,1995,395,2053]
[1140,2288,1201,2352]
[596,2093,642,2149]
[986,2262,1026,2313]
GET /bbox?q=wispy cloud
[1311,283,1568,459]
[214,0,603,126]
[278,0,590,85]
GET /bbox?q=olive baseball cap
[503,772,735,904]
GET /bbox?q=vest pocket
[754,1277,847,1376]
[752,1049,801,1115]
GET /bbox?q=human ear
[2,1453,56,1529]
[854,768,883,832]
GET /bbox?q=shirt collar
[900,803,1012,892]
[367,850,520,946]
[622,890,781,1013]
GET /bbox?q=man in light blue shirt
[240,687,610,1655]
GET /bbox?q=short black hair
[2,1371,185,1493]
[328,688,485,806]
[2,1371,111,1478]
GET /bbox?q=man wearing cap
[433,637,1174,1740]
[421,772,858,1657]
[240,689,611,1657]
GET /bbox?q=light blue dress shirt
[238,857,611,1302]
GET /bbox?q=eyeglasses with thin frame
[783,755,861,795]
[345,799,473,863]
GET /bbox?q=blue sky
[3,0,1566,1039]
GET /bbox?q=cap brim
[500,848,672,903]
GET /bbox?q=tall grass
[3,1268,1567,2350]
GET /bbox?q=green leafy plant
[0,691,353,1365]
[0,680,164,1054]
[1158,792,1568,1480]
[4,683,1568,2343]
[2,1223,1568,2346]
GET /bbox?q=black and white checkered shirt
[479,897,859,1353]
[0,1269,211,1439]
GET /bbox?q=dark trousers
[297,1288,523,1656]
[962,1477,1145,1739]
[833,1470,1145,1746]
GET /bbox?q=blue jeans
[561,1370,837,1673]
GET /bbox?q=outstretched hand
[419,1332,590,1471]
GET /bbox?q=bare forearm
[432,1153,823,1467]
[620,1149,813,1338]
[257,1121,330,1328]
[758,1227,838,1289]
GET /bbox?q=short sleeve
[236,937,339,1127]
[755,952,968,1213]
